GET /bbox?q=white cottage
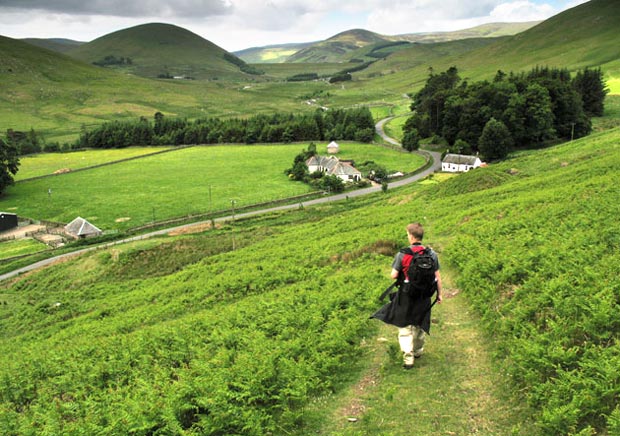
[442,153,483,173]
[306,155,362,182]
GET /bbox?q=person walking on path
[390,222,443,369]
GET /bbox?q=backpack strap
[378,281,398,301]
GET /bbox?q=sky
[0,0,589,52]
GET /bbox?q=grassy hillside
[235,43,315,64]
[21,38,84,53]
[0,35,333,142]
[1,124,618,434]
[66,23,251,80]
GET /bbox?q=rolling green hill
[287,29,392,63]
[66,23,254,80]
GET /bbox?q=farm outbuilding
[65,217,102,239]
[0,212,18,232]
[327,141,340,154]
[442,153,483,173]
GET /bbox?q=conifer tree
[0,137,20,194]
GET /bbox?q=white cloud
[0,0,232,18]
[366,0,570,35]
[0,0,585,51]
[488,1,555,22]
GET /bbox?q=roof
[306,155,339,171]
[306,155,361,178]
[332,161,361,176]
[442,153,481,165]
[65,217,102,237]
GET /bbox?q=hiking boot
[403,353,414,369]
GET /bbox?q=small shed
[442,153,483,173]
[0,212,18,232]
[327,141,340,154]
[65,217,102,239]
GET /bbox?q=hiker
[390,222,442,369]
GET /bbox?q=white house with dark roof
[442,153,483,173]
[306,155,362,182]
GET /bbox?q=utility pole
[230,199,237,250]
[209,185,214,228]
[230,199,237,221]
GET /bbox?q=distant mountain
[286,29,393,63]
[234,42,315,64]
[67,23,259,80]
[396,21,540,43]
[21,38,85,53]
[245,22,539,64]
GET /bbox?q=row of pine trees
[77,108,376,149]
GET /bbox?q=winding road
[0,118,442,282]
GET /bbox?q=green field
[2,143,425,231]
[15,147,172,181]
[0,238,48,260]
[608,78,620,94]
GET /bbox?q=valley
[1,0,620,434]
